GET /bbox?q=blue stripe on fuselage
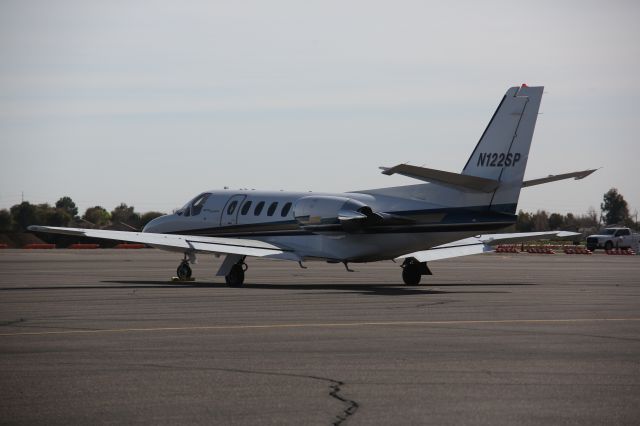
[167,205,516,238]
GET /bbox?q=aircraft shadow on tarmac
[92,280,526,296]
[1,281,531,296]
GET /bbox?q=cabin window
[241,200,252,215]
[281,202,292,217]
[267,202,278,216]
[227,201,238,215]
[254,201,265,216]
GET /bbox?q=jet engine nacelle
[293,196,374,233]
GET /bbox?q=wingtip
[575,168,599,180]
[554,231,581,238]
[380,166,394,175]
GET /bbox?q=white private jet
[30,85,595,286]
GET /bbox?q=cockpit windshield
[176,193,211,217]
[191,193,210,216]
[604,229,616,235]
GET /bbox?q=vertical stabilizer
[462,85,543,213]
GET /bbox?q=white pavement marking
[2,318,640,337]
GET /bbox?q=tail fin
[462,85,543,214]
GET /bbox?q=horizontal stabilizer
[396,231,580,263]
[522,169,598,188]
[380,164,499,192]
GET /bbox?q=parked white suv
[586,227,639,251]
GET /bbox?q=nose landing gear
[175,252,196,281]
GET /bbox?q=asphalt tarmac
[0,249,639,425]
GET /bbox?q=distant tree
[548,213,565,230]
[25,203,71,227]
[140,211,165,228]
[516,210,534,232]
[600,188,629,225]
[42,208,72,227]
[0,209,13,232]
[630,210,639,231]
[563,213,579,231]
[10,202,40,231]
[584,206,599,229]
[82,206,111,227]
[532,210,549,231]
[55,196,78,218]
[111,203,141,229]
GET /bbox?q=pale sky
[1,0,639,217]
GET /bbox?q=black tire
[225,264,245,287]
[402,265,421,285]
[604,241,613,251]
[176,262,192,280]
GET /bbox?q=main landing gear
[401,258,432,285]
[176,259,192,280]
[225,257,248,287]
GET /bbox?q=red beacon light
[521,83,529,87]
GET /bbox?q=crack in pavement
[325,379,359,425]
[141,363,359,425]
[386,300,457,310]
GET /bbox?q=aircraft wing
[27,226,300,261]
[396,231,580,263]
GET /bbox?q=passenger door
[616,229,631,247]
[220,195,247,227]
[201,196,221,226]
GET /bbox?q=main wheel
[176,262,192,280]
[402,265,421,285]
[225,264,245,287]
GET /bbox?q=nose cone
[142,214,173,233]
